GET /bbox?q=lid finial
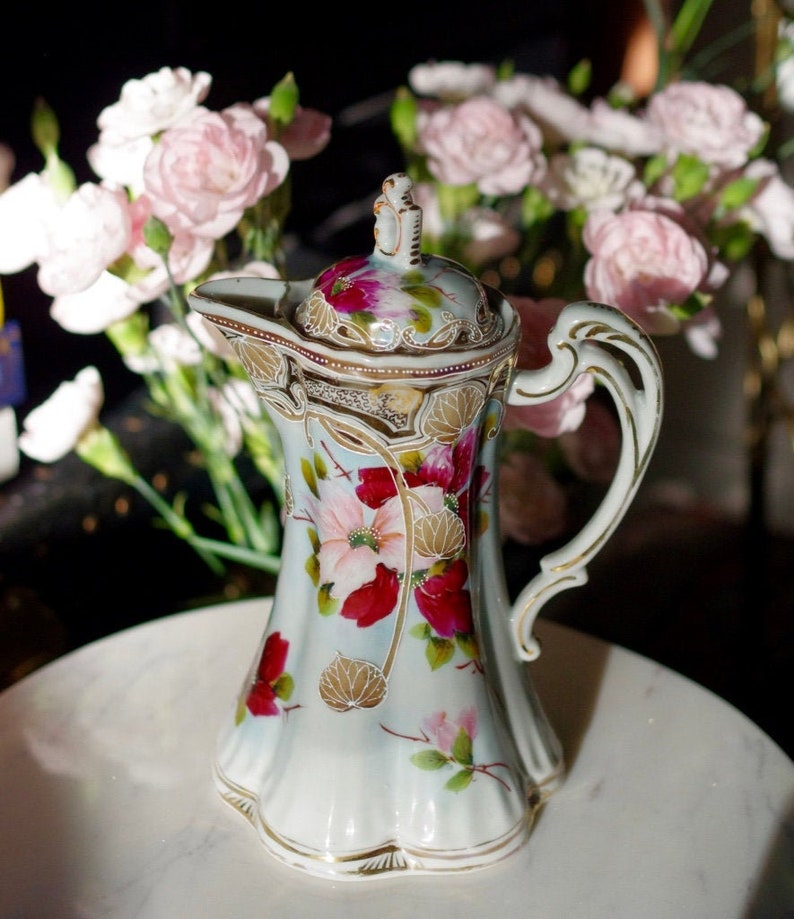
[373,173,423,271]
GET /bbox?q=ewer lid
[294,173,504,354]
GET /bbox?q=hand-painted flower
[339,563,400,627]
[246,630,290,717]
[422,705,478,755]
[415,558,473,637]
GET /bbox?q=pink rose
[417,95,545,195]
[143,104,289,239]
[645,81,766,169]
[583,207,710,334]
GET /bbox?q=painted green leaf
[410,749,449,771]
[445,768,474,792]
[234,696,248,726]
[301,457,318,497]
[409,305,433,333]
[456,632,479,660]
[451,727,473,766]
[405,285,443,310]
[426,636,455,671]
[409,622,431,639]
[274,672,294,702]
[314,452,328,480]
[305,552,320,586]
[350,310,377,331]
[318,584,339,617]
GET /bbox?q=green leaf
[305,552,320,586]
[445,769,474,792]
[406,285,443,310]
[408,305,433,333]
[455,632,479,660]
[718,176,759,212]
[313,451,328,480]
[451,727,473,766]
[567,58,591,97]
[426,636,455,670]
[234,696,247,726]
[409,622,431,640]
[143,216,173,258]
[709,221,755,262]
[269,72,299,125]
[671,153,709,202]
[273,672,294,702]
[521,185,553,227]
[410,750,450,771]
[301,457,318,497]
[318,584,339,617]
[390,86,418,150]
[643,153,669,188]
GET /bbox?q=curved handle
[506,300,663,661]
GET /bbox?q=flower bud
[268,72,299,127]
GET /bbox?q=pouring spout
[188,276,313,329]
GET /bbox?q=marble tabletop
[1,598,793,919]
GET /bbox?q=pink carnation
[583,208,710,334]
[143,104,289,239]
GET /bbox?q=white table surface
[1,597,792,919]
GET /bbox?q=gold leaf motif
[318,654,388,711]
[295,290,338,339]
[423,385,485,444]
[234,338,285,388]
[414,509,466,559]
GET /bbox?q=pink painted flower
[417,95,546,196]
[312,479,409,599]
[415,558,473,637]
[644,81,766,170]
[422,706,478,755]
[143,104,289,239]
[314,254,398,314]
[583,207,710,334]
[246,631,290,717]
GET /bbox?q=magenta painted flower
[246,631,290,717]
[415,558,473,637]
[314,255,402,315]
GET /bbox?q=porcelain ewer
[188,173,663,880]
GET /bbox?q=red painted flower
[246,630,290,716]
[340,563,400,627]
[415,559,473,637]
[355,466,423,508]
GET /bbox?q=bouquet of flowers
[0,67,331,576]
[385,0,794,542]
